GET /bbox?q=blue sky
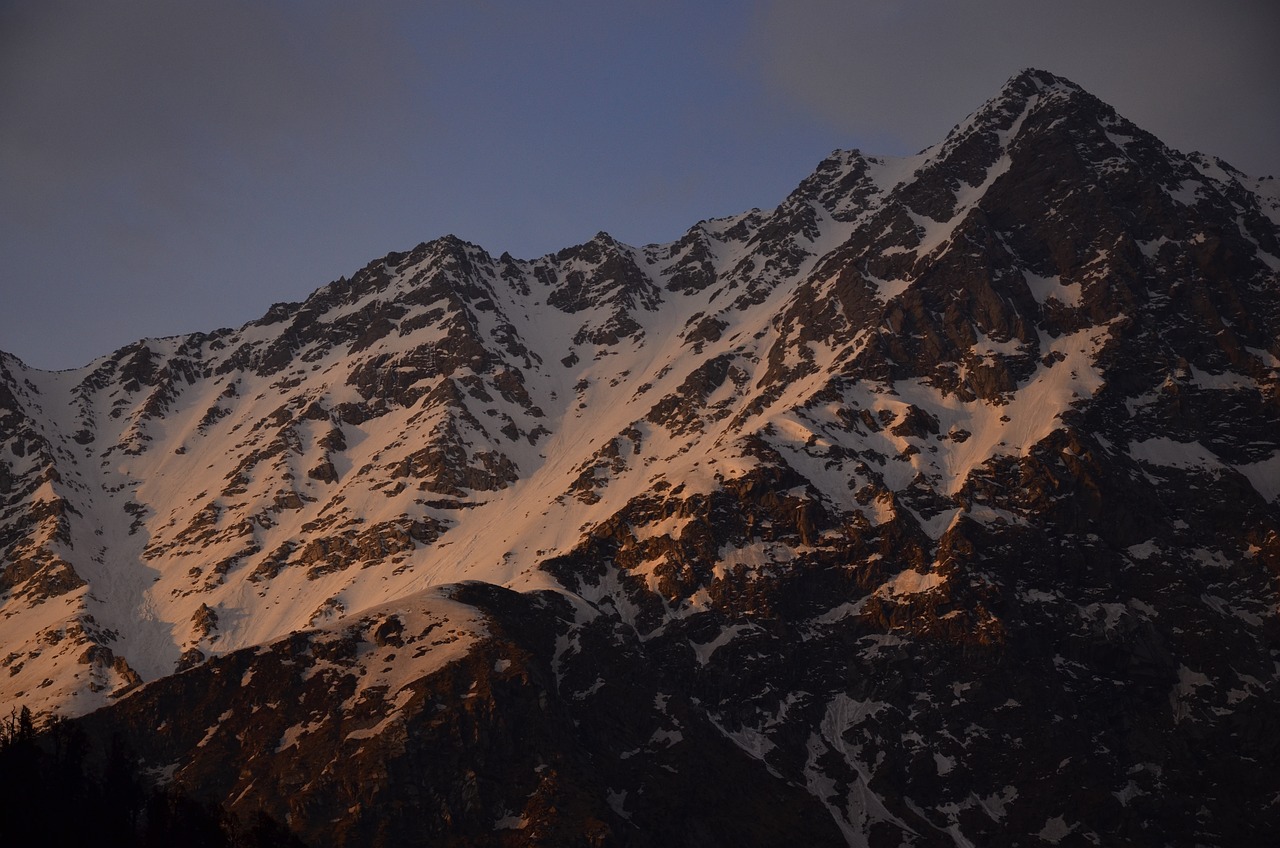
[2,1,1277,370]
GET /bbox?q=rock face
[78,584,844,847]
[1,69,1278,845]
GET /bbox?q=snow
[886,323,1112,497]
[1200,593,1263,627]
[1037,816,1075,844]
[1246,346,1280,369]
[1235,452,1280,502]
[1023,272,1082,307]
[1175,665,1211,698]
[803,693,917,844]
[1080,602,1126,630]
[860,268,910,302]
[1187,367,1258,391]
[493,812,528,831]
[878,569,947,597]
[0,225,1105,715]
[708,713,778,765]
[1166,180,1203,206]
[2,72,1276,735]
[691,622,757,666]
[649,727,683,747]
[865,154,928,195]
[277,720,324,752]
[1128,438,1221,470]
[1126,541,1159,561]
[606,789,631,820]
[1127,598,1158,618]
[978,787,1017,821]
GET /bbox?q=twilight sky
[2,0,1277,370]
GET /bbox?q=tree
[0,705,41,846]
[102,733,145,847]
[0,705,36,749]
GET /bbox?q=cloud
[0,0,425,237]
[746,0,1280,175]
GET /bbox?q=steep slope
[2,69,1278,846]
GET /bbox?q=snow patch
[878,569,947,597]
[1128,438,1222,470]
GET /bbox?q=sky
[2,0,1277,371]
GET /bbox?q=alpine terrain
[1,69,1277,846]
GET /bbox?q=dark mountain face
[1,69,1278,846]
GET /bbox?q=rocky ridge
[1,69,1278,846]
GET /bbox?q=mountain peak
[2,69,1277,848]
[943,68,1091,150]
[1007,66,1083,94]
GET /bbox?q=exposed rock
[0,69,1276,847]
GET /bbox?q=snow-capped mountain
[2,69,1278,845]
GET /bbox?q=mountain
[2,68,1278,846]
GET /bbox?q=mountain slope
[2,69,1278,846]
